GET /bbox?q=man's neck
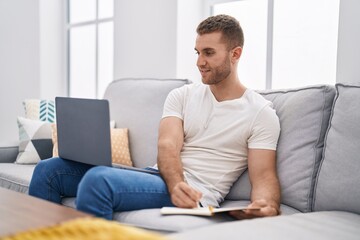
[209,77,246,102]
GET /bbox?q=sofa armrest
[0,144,19,163]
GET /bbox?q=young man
[158,14,281,219]
[29,14,281,220]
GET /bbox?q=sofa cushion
[23,99,56,123]
[61,197,300,233]
[16,117,53,164]
[115,201,300,232]
[226,85,336,213]
[0,163,35,193]
[170,211,360,240]
[62,197,234,233]
[103,78,191,168]
[314,83,360,214]
[114,209,234,233]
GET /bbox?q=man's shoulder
[244,89,273,109]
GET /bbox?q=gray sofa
[1,78,359,239]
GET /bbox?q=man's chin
[201,77,212,85]
[201,78,218,85]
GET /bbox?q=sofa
[0,78,359,239]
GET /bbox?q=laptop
[55,97,158,174]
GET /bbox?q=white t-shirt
[162,83,280,207]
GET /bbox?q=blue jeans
[29,157,174,220]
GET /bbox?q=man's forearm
[251,175,281,213]
[157,151,184,193]
[246,149,281,217]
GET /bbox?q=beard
[201,57,231,85]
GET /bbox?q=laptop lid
[55,97,112,167]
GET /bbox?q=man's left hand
[228,199,280,220]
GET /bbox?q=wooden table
[0,187,91,237]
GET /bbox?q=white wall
[1,0,181,145]
[113,0,177,79]
[336,0,360,83]
[39,0,66,99]
[176,0,204,82]
[0,0,65,144]
[0,0,40,144]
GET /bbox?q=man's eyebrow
[194,47,215,52]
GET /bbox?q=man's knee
[77,166,110,193]
[76,166,116,217]
[29,157,61,198]
[31,157,60,183]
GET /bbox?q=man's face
[195,32,232,85]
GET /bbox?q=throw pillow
[110,128,133,166]
[23,99,55,122]
[16,117,53,164]
[51,124,133,166]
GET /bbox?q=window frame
[66,0,114,98]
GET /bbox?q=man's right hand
[170,182,202,208]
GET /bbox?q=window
[213,0,269,90]
[211,0,340,90]
[272,0,339,89]
[67,0,114,98]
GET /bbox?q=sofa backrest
[103,78,190,168]
[313,83,360,214]
[226,85,336,213]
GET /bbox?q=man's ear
[231,47,242,62]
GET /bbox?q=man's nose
[197,55,206,67]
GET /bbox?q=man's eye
[205,51,214,56]
[195,51,199,55]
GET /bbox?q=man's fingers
[171,193,196,208]
[245,199,279,216]
[171,182,202,208]
[178,182,202,202]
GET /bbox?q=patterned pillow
[23,99,55,122]
[51,124,132,166]
[110,128,133,166]
[16,117,53,164]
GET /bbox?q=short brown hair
[196,14,244,49]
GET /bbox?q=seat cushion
[114,209,234,233]
[0,163,35,193]
[170,211,360,240]
[226,85,336,213]
[62,197,235,233]
[314,83,360,214]
[62,198,300,233]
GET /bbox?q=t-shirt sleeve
[162,87,185,120]
[248,104,280,150]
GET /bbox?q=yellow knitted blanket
[1,218,165,240]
